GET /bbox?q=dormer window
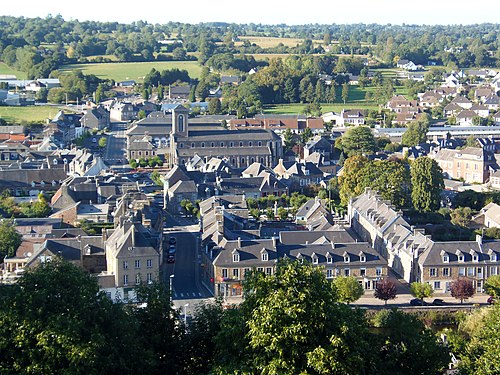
[458,255,464,262]
[343,253,350,263]
[472,254,478,262]
[232,250,240,263]
[312,253,318,265]
[491,253,497,262]
[359,253,366,263]
[261,249,269,262]
[443,255,449,263]
[326,252,333,264]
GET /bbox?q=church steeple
[172,104,189,137]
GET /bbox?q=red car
[487,296,495,304]
[167,255,175,263]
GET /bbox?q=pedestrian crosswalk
[174,291,203,299]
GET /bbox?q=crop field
[0,62,27,79]
[60,61,203,81]
[0,105,63,123]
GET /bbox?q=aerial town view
[0,0,499,373]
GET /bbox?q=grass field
[0,105,63,123]
[0,62,27,79]
[264,102,380,115]
[237,36,323,49]
[60,61,203,81]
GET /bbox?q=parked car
[410,298,428,306]
[168,245,176,255]
[487,296,495,304]
[432,298,446,306]
[169,236,176,245]
[167,255,175,263]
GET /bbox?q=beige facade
[432,147,494,184]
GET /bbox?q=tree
[372,309,449,374]
[208,98,222,115]
[401,118,430,147]
[450,278,475,303]
[339,155,369,206]
[0,258,149,373]
[333,276,365,304]
[341,83,349,104]
[459,304,500,374]
[450,206,472,227]
[374,278,398,305]
[301,127,314,145]
[94,83,105,104]
[98,137,107,148]
[214,259,371,374]
[411,157,444,213]
[484,274,500,298]
[410,282,434,303]
[340,126,376,157]
[0,219,22,259]
[138,109,147,119]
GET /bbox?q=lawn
[264,102,379,115]
[0,105,63,123]
[60,61,203,82]
[0,62,27,79]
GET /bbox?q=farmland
[60,61,203,82]
[0,62,27,79]
[0,105,64,123]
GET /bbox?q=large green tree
[0,258,149,374]
[0,219,21,259]
[339,126,376,157]
[410,282,434,303]
[484,274,500,298]
[410,156,444,212]
[401,117,430,147]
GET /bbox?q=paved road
[104,121,127,167]
[162,212,213,301]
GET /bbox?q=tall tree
[484,275,500,298]
[0,219,21,259]
[339,155,370,206]
[410,157,444,213]
[401,117,430,147]
[339,126,376,157]
[341,83,349,104]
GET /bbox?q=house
[68,149,108,177]
[110,102,137,122]
[470,104,490,119]
[303,136,334,161]
[444,103,463,118]
[480,203,500,228]
[81,106,110,130]
[322,109,365,126]
[408,72,425,81]
[494,111,500,126]
[417,236,500,294]
[168,85,192,100]
[431,146,496,184]
[456,110,477,126]
[451,96,473,110]
[484,95,500,112]
[397,59,418,71]
[220,75,241,85]
[348,188,434,282]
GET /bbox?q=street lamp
[169,274,174,303]
[183,303,189,328]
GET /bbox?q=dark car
[168,245,176,255]
[169,236,177,245]
[487,296,495,304]
[432,298,446,306]
[410,298,428,306]
[167,255,175,263]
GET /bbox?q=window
[222,269,228,278]
[147,273,153,283]
[466,163,469,170]
[230,142,234,147]
[491,266,498,275]
[233,253,240,262]
[244,268,251,276]
[376,267,382,276]
[220,142,224,147]
[445,282,451,292]
[443,267,450,277]
[266,267,272,275]
[201,142,205,148]
[135,274,141,285]
[261,253,268,262]
[179,143,184,149]
[360,268,366,277]
[458,254,464,262]
[233,268,239,278]
[429,268,437,277]
[360,255,366,263]
[257,267,264,272]
[344,268,350,276]
[258,141,262,147]
[313,257,318,265]
[211,142,215,147]
[467,267,475,277]
[239,141,243,147]
[135,260,141,269]
[491,253,497,261]
[459,267,466,276]
[191,142,195,148]
[472,254,478,262]
[123,274,129,286]
[477,267,483,277]
[147,259,152,268]
[123,261,128,269]
[249,141,252,147]
[326,269,333,279]
[326,256,333,264]
[344,255,350,263]
[443,255,449,263]
[434,281,441,290]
